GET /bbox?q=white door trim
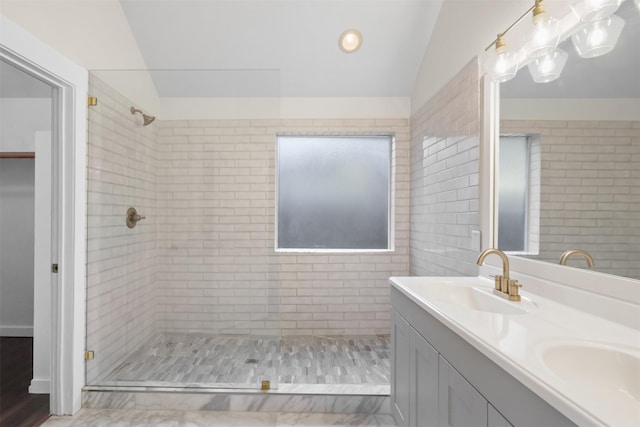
[30,130,52,395]
[0,16,88,415]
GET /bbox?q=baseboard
[29,378,50,394]
[0,325,34,337]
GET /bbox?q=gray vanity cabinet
[391,309,439,427]
[410,323,439,426]
[391,287,576,427]
[438,355,487,426]
[488,404,513,427]
[391,310,411,427]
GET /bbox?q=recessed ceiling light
[339,29,362,53]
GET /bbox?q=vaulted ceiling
[118,0,443,97]
[1,0,445,98]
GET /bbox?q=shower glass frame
[84,69,281,391]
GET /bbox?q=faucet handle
[507,279,522,301]
[489,275,503,291]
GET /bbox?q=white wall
[0,97,51,336]
[411,0,529,113]
[0,158,35,336]
[157,118,410,337]
[410,58,482,277]
[0,98,52,151]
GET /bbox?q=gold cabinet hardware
[85,350,95,360]
[261,380,270,391]
[88,96,97,106]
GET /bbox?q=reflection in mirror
[498,0,640,280]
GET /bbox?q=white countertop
[390,276,640,427]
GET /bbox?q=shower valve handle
[126,207,146,229]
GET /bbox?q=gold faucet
[559,249,595,268]
[476,248,522,302]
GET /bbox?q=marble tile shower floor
[100,334,390,389]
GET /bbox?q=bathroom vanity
[389,276,640,427]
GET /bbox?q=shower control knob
[126,207,146,229]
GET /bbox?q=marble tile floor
[100,334,390,389]
[43,409,398,426]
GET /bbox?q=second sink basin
[427,284,537,315]
[542,343,640,422]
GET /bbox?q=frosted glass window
[277,136,391,250]
[498,136,529,252]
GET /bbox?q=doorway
[0,57,54,421]
[1,15,89,415]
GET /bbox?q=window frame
[275,134,394,253]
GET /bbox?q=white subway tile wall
[86,76,159,384]
[86,77,410,380]
[156,119,410,336]
[409,59,481,276]
[501,119,640,279]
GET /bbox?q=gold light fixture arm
[484,3,537,51]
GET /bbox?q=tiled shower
[85,73,411,391]
[84,56,482,393]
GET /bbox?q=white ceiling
[115,0,443,98]
[1,0,534,106]
[7,1,635,103]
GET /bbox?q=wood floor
[0,337,50,427]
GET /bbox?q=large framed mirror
[496,0,640,281]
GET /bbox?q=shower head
[130,107,156,126]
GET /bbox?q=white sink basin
[542,343,640,421]
[426,284,537,315]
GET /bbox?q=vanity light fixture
[571,14,625,58]
[484,0,625,83]
[570,0,623,22]
[484,0,560,82]
[339,29,362,53]
[524,0,561,58]
[527,47,568,83]
[635,0,640,12]
[485,34,521,83]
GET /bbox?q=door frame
[1,16,88,414]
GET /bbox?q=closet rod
[0,152,35,158]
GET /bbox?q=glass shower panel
[85,69,280,390]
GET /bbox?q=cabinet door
[438,355,488,427]
[410,328,439,427]
[391,310,411,427]
[488,404,513,427]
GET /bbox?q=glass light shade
[570,0,623,22]
[485,49,520,83]
[524,15,561,58]
[635,0,640,12]
[571,15,625,58]
[527,48,568,83]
